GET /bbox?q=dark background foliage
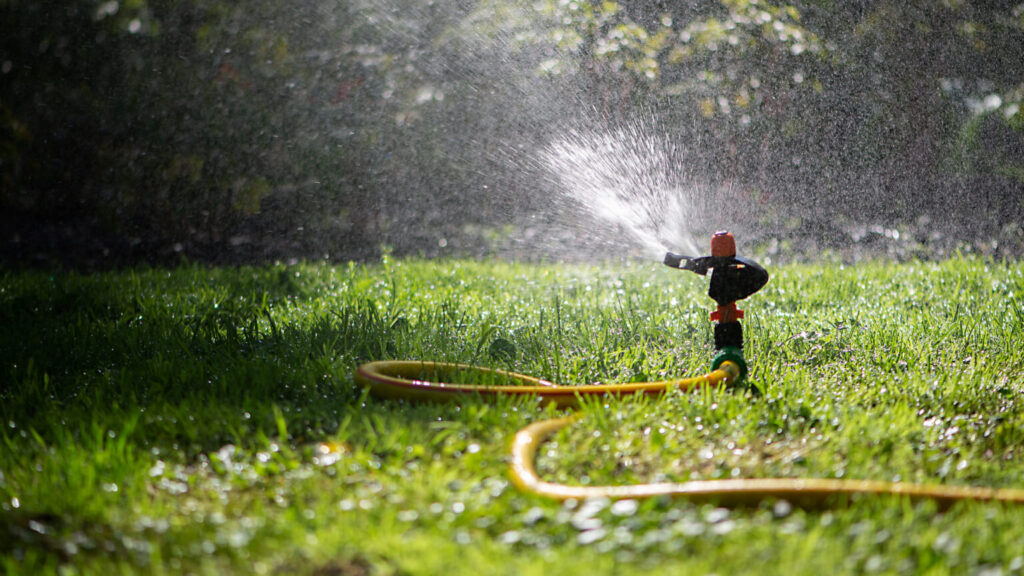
[2,0,1022,267]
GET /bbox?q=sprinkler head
[663,232,769,306]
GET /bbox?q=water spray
[355,232,1024,506]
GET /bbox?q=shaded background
[2,0,1022,267]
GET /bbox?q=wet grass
[3,256,1024,574]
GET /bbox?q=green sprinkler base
[712,346,747,383]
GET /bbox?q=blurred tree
[517,0,1023,239]
[1,0,393,264]
[1,0,1021,266]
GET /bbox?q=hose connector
[712,346,747,383]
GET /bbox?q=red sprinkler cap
[711,231,736,258]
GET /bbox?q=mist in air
[2,1,1022,267]
[538,122,703,259]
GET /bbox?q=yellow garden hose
[355,359,1024,507]
[354,360,737,409]
[509,412,1024,507]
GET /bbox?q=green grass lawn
[3,256,1024,575]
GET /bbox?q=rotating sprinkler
[355,231,1024,506]
[664,230,769,382]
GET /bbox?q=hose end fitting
[712,346,747,383]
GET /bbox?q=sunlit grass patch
[3,258,1024,574]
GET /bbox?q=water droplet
[577,528,607,545]
[610,499,638,517]
[773,500,793,518]
[28,520,47,534]
[571,516,603,531]
[711,519,736,535]
[705,507,730,524]
[522,507,545,525]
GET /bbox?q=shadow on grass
[0,267,421,457]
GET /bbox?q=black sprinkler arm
[664,251,769,305]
